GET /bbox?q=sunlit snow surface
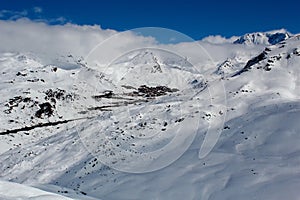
[0,180,72,200]
[0,33,300,199]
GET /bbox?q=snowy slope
[0,180,73,200]
[0,32,300,200]
[0,180,98,200]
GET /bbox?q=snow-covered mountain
[0,31,300,200]
[233,29,291,45]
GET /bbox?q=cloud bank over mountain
[0,18,265,70]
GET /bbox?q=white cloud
[0,8,67,25]
[0,18,158,65]
[53,16,66,23]
[33,7,43,14]
[35,16,68,24]
[0,18,112,56]
[0,18,261,70]
[201,35,238,44]
[0,9,28,20]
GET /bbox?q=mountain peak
[233,29,291,45]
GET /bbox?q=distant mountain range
[233,29,291,45]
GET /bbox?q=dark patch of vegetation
[92,90,114,100]
[16,72,27,76]
[175,118,184,123]
[35,102,53,118]
[27,78,40,82]
[224,125,230,130]
[4,96,38,114]
[45,88,75,101]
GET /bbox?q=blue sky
[1,0,300,41]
